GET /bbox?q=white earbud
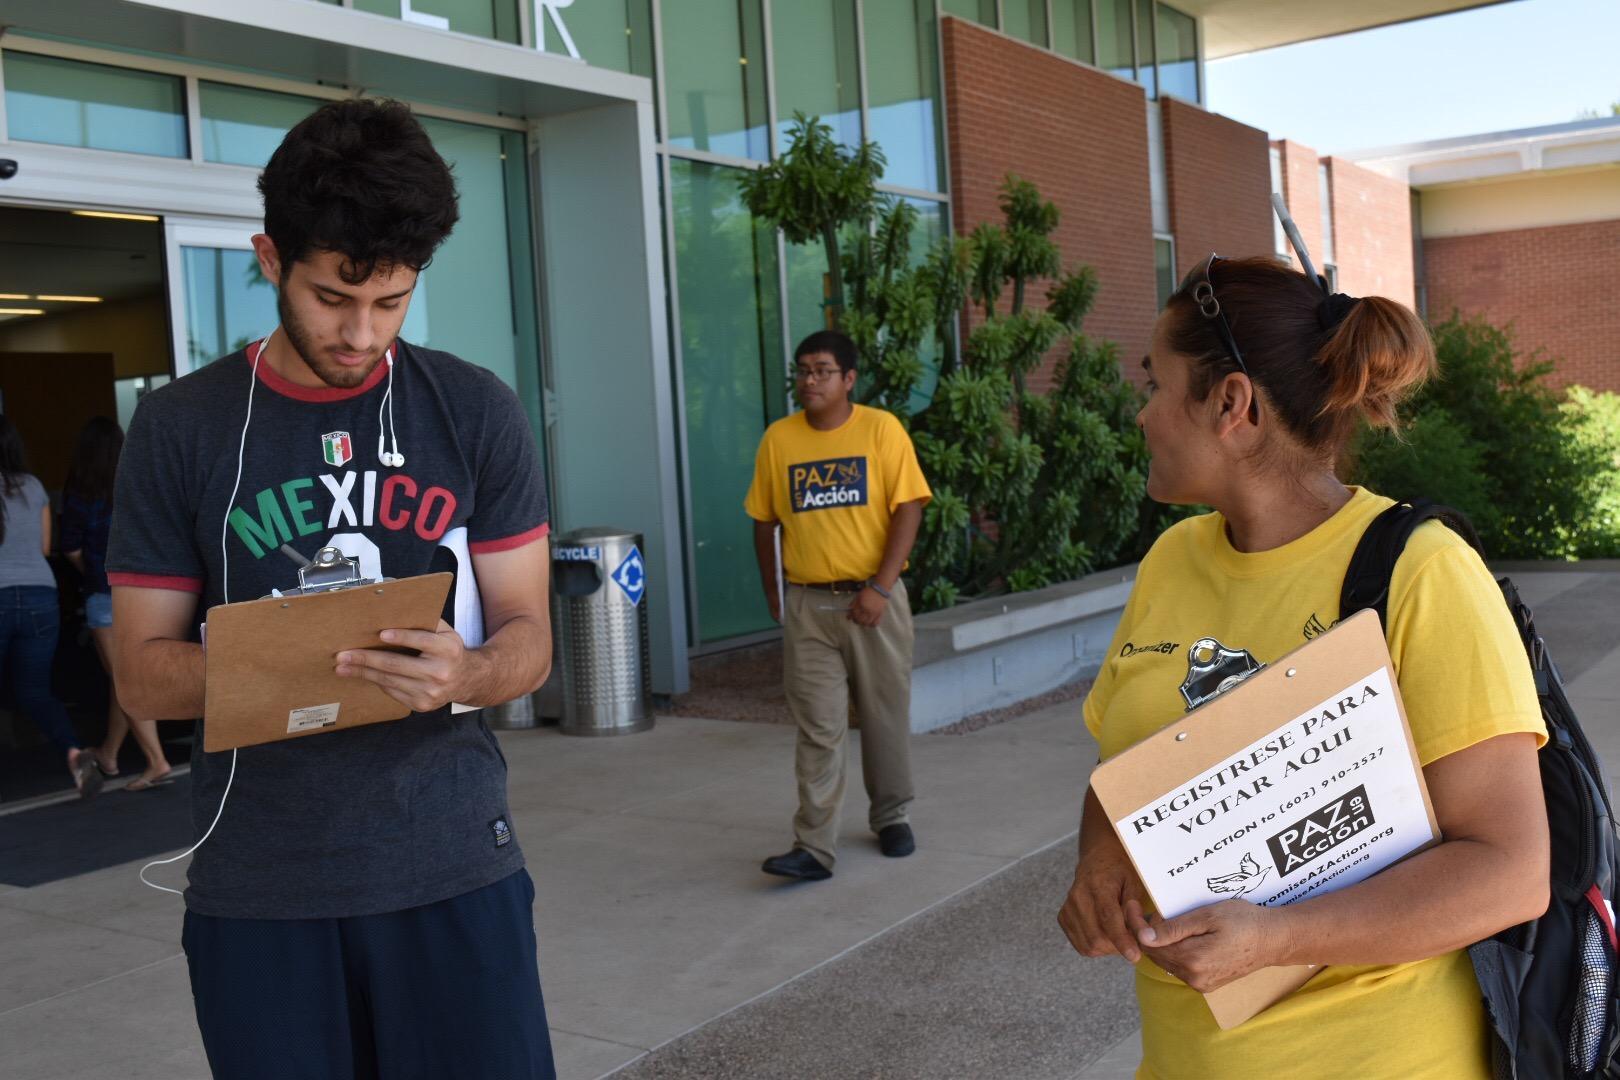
[376,346,404,468]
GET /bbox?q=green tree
[1348,315,1611,559]
[740,114,1167,610]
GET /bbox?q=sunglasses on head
[1179,253,1258,422]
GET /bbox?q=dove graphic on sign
[1205,852,1271,899]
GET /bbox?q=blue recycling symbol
[611,545,646,606]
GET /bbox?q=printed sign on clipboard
[1089,610,1440,1029]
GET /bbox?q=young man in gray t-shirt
[107,99,557,1078]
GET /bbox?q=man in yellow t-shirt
[744,330,932,881]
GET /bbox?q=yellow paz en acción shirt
[1084,487,1546,1080]
[744,405,931,584]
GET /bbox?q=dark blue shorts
[182,869,556,1080]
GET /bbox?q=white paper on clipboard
[1113,664,1435,919]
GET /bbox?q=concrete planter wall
[909,563,1139,733]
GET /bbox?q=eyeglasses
[1179,253,1258,421]
[794,366,844,384]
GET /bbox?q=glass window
[1269,147,1288,259]
[399,118,534,399]
[784,198,948,414]
[1002,0,1049,47]
[669,157,784,642]
[1096,0,1134,81]
[1052,0,1095,65]
[115,375,170,434]
[181,247,279,365]
[200,83,320,168]
[544,0,654,77]
[2,51,187,158]
[1135,0,1156,97]
[663,0,769,160]
[1156,4,1198,101]
[903,197,949,413]
[939,0,998,25]
[353,0,521,44]
[772,0,861,154]
[1318,163,1336,267]
[786,236,840,364]
[1154,236,1175,310]
[863,0,944,194]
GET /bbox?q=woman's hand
[1059,827,1150,963]
[1129,897,1288,992]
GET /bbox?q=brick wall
[1161,98,1273,276]
[940,16,1156,389]
[1327,157,1415,306]
[1424,219,1620,390]
[1276,139,1322,262]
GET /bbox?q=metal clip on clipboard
[265,545,388,598]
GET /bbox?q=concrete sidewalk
[0,690,1107,1078]
[4,566,1617,1080]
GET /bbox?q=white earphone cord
[140,327,273,895]
[377,347,401,467]
[141,334,399,895]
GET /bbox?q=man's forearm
[456,613,553,708]
[872,501,924,589]
[753,520,779,599]
[122,640,206,721]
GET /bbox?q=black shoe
[878,823,915,858]
[761,849,832,881]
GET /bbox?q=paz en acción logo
[789,456,868,513]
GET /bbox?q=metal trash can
[552,527,654,736]
[483,692,538,730]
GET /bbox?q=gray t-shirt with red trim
[106,340,548,919]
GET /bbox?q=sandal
[94,752,120,778]
[125,772,174,792]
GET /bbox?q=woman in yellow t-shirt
[1057,255,1549,1079]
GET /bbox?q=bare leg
[96,697,128,774]
[89,626,170,783]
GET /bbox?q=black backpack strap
[1340,498,1485,628]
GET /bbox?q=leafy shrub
[740,115,1172,609]
[1348,315,1612,560]
[1562,386,1620,557]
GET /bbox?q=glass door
[163,218,278,375]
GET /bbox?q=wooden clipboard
[1089,609,1439,1030]
[202,572,452,752]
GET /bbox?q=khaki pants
[782,581,915,868]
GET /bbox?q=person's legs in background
[772,585,850,877]
[86,592,171,788]
[847,579,916,856]
[0,585,99,797]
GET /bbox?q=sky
[1204,0,1620,156]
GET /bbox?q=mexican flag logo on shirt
[321,431,353,468]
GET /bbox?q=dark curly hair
[258,98,459,285]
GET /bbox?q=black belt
[792,580,869,594]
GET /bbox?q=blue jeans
[0,585,77,753]
[84,591,113,629]
[183,870,557,1080]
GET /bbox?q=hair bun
[1317,292,1359,332]
[1316,295,1435,433]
